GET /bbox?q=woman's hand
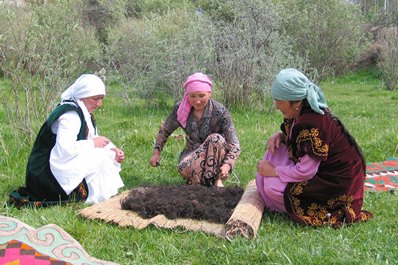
[149,151,161,167]
[92,136,110,148]
[111,147,125,163]
[267,132,284,155]
[218,164,231,180]
[256,160,276,177]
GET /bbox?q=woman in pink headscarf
[149,72,241,187]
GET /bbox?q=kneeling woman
[25,74,125,205]
[149,72,241,187]
[256,68,372,227]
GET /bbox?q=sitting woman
[24,74,125,205]
[256,68,372,227]
[149,72,241,187]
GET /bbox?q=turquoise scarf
[271,68,327,114]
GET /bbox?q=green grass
[1,72,398,264]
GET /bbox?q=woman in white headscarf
[25,74,124,205]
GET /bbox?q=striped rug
[365,158,398,192]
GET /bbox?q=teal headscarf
[271,68,327,114]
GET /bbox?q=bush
[0,1,102,143]
[105,9,207,105]
[195,0,235,22]
[106,0,311,109]
[377,27,398,90]
[280,0,369,81]
[204,0,310,108]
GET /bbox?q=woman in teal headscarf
[256,68,372,227]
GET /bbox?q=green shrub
[105,8,214,106]
[204,0,310,108]
[105,0,311,109]
[0,1,102,143]
[280,0,369,81]
[137,0,192,15]
[195,0,235,22]
[377,27,398,90]
[107,0,194,20]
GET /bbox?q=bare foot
[215,179,224,187]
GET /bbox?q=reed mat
[79,179,265,240]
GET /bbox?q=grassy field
[1,70,398,264]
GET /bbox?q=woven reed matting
[78,179,265,239]
[225,179,265,239]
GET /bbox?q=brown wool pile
[120,185,244,223]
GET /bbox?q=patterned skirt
[178,133,227,186]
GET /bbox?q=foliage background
[2,0,397,143]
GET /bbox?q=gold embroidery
[360,211,372,221]
[292,181,306,195]
[287,182,357,226]
[296,128,328,157]
[79,183,88,200]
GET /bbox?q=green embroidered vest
[25,100,89,201]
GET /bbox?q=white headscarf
[61,74,105,101]
[60,74,106,137]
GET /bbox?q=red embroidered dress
[282,108,372,226]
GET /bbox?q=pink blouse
[276,154,321,183]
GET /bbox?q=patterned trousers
[178,133,227,186]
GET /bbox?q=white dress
[49,101,124,204]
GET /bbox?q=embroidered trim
[288,181,357,226]
[296,128,328,158]
[79,183,88,200]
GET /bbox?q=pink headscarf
[176,72,213,128]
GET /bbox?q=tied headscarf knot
[271,68,327,114]
[177,72,212,128]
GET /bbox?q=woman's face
[81,95,104,113]
[274,99,301,119]
[188,91,211,112]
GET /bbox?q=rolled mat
[225,179,266,240]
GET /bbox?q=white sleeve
[50,111,96,195]
[50,110,124,201]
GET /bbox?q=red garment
[282,109,372,227]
